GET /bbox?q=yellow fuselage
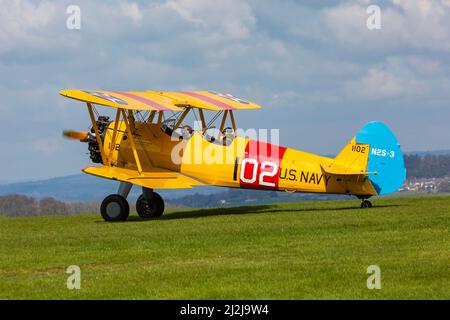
[103,121,377,197]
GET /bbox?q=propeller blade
[63,130,89,142]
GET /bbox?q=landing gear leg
[136,187,165,218]
[118,182,133,198]
[100,182,132,222]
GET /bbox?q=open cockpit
[158,107,238,146]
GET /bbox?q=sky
[1,0,450,182]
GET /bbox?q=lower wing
[82,166,206,189]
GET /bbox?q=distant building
[400,177,450,193]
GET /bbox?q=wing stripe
[112,91,170,110]
[178,91,236,110]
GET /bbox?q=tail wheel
[361,200,373,209]
[136,192,165,218]
[100,194,130,222]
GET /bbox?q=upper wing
[83,166,206,189]
[158,91,262,111]
[60,89,261,111]
[59,89,183,111]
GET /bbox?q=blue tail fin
[356,122,406,195]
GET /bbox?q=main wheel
[136,192,165,218]
[361,200,373,208]
[100,194,130,222]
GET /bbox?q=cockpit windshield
[160,108,236,145]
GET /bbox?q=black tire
[136,192,165,218]
[100,194,130,222]
[361,200,373,209]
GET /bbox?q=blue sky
[1,0,450,182]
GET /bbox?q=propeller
[62,130,90,142]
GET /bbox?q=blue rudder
[356,121,406,195]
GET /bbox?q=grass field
[1,196,449,299]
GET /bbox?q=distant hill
[0,174,222,202]
[405,150,450,156]
[1,149,448,202]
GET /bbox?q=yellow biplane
[61,89,406,221]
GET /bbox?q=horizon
[1,148,449,185]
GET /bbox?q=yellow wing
[60,89,261,111]
[60,89,183,111]
[157,91,262,111]
[82,166,206,189]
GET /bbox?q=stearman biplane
[61,89,406,221]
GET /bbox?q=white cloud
[32,138,61,156]
[344,68,428,101]
[345,68,402,100]
[166,0,256,39]
[405,56,441,76]
[0,0,58,52]
[391,0,450,51]
[121,2,143,23]
[325,0,450,53]
[1,0,450,181]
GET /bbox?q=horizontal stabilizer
[82,166,206,189]
[320,163,377,176]
[323,138,371,177]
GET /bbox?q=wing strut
[87,103,109,165]
[219,110,229,132]
[173,107,191,131]
[157,111,164,125]
[198,109,207,132]
[108,108,121,163]
[229,111,237,131]
[147,111,156,123]
[121,109,143,174]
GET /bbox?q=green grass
[1,196,449,299]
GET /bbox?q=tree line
[404,154,450,178]
[0,195,98,217]
[1,154,449,216]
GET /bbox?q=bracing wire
[206,110,223,128]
